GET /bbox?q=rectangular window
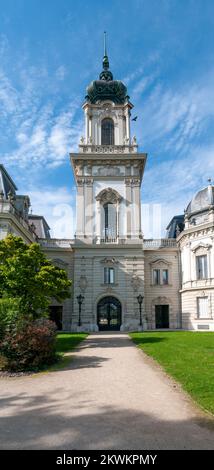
[162,269,169,285]
[104,267,115,284]
[196,255,208,279]
[197,297,209,318]
[153,269,160,285]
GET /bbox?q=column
[76,181,85,238]
[85,109,89,143]
[125,178,132,238]
[125,108,130,143]
[132,180,141,238]
[85,179,94,240]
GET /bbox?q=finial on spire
[99,31,113,81]
[102,31,109,71]
[104,31,107,57]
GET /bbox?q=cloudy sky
[0,0,214,237]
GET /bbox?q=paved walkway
[0,333,214,450]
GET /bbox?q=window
[197,297,209,318]
[162,269,169,285]
[102,202,117,240]
[101,118,114,145]
[104,267,115,284]
[153,269,160,285]
[196,255,208,279]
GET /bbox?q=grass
[47,332,88,372]
[130,331,214,415]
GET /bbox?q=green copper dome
[85,36,128,104]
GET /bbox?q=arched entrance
[97,296,122,331]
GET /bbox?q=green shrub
[0,319,57,371]
[0,297,20,341]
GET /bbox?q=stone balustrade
[143,239,177,248]
[78,144,138,154]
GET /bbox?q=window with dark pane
[104,267,115,284]
[196,255,208,279]
[103,202,117,239]
[162,269,169,285]
[153,269,160,285]
[101,118,114,145]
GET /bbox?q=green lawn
[44,332,88,372]
[56,332,88,353]
[130,331,214,415]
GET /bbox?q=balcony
[0,199,37,239]
[182,278,214,290]
[39,238,74,248]
[78,144,138,154]
[144,239,177,249]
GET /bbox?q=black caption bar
[0,450,213,466]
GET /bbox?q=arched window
[102,202,117,240]
[101,118,114,145]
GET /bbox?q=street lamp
[137,294,144,328]
[77,294,84,327]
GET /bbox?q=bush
[0,319,57,371]
[0,297,20,341]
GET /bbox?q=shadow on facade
[0,391,213,450]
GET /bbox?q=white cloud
[56,65,66,81]
[0,64,83,170]
[142,142,214,237]
[25,186,76,238]
[137,73,214,154]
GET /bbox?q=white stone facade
[1,54,214,332]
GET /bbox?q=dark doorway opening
[155,305,169,328]
[49,306,63,330]
[97,296,121,331]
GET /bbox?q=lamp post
[137,294,144,328]
[77,294,84,327]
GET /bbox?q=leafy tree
[0,235,72,319]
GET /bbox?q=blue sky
[0,0,214,237]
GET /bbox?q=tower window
[101,118,114,145]
[103,202,117,240]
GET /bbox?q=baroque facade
[0,50,214,332]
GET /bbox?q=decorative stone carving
[191,243,212,254]
[149,258,171,267]
[96,165,122,176]
[152,296,172,306]
[78,275,88,292]
[76,178,85,186]
[131,274,141,292]
[100,257,119,265]
[96,187,122,204]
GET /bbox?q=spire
[104,31,107,57]
[99,31,113,81]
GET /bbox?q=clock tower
[70,37,147,331]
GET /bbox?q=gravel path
[0,332,213,450]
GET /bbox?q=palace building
[1,47,214,332]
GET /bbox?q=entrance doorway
[97,296,121,331]
[155,305,169,328]
[49,306,63,330]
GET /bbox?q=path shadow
[0,391,213,450]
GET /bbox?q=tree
[0,235,72,319]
